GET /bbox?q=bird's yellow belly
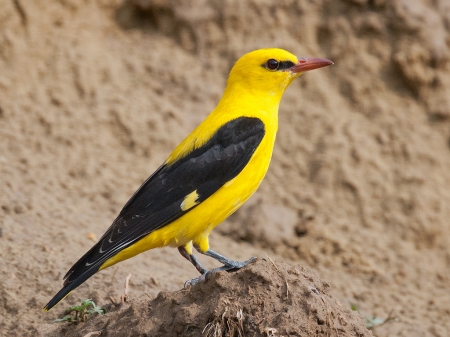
[99,133,275,270]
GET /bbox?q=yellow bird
[43,48,332,311]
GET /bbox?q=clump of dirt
[44,260,371,337]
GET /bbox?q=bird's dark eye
[266,59,279,70]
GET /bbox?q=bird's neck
[214,82,282,123]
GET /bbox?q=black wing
[64,116,265,285]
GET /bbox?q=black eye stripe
[262,60,295,71]
[278,61,295,70]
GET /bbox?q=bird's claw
[224,256,257,269]
[184,273,208,288]
[184,256,257,288]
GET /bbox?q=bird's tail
[42,268,97,312]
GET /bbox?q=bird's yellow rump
[43,48,332,311]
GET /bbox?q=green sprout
[350,302,397,330]
[52,299,106,324]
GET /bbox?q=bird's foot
[184,273,207,287]
[183,257,257,288]
[223,256,257,269]
[184,265,229,287]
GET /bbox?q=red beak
[291,57,333,73]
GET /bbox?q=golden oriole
[43,48,332,311]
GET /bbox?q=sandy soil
[1,0,450,336]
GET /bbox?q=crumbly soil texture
[45,260,370,337]
[1,0,450,336]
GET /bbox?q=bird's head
[226,48,333,98]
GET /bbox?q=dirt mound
[43,260,370,337]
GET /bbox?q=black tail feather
[43,267,98,312]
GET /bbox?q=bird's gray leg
[177,246,208,275]
[183,247,256,287]
[201,249,257,269]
